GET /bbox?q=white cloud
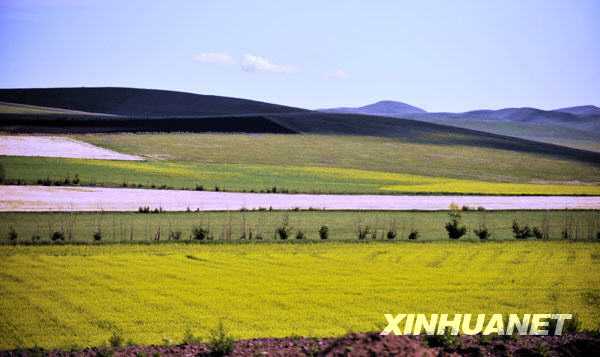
[326,69,348,80]
[193,52,235,65]
[241,54,296,74]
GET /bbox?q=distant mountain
[320,100,426,116]
[404,107,600,152]
[320,100,600,152]
[454,107,586,123]
[554,105,600,116]
[0,87,306,117]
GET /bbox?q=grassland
[2,211,599,243]
[2,132,600,195]
[410,117,600,153]
[77,133,600,183]
[0,241,599,349]
[3,155,600,195]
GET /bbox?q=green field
[2,211,599,243]
[2,133,600,195]
[1,241,599,349]
[77,133,600,183]
[3,155,600,195]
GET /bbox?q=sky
[0,0,599,112]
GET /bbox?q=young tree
[445,204,467,239]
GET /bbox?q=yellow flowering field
[1,241,599,349]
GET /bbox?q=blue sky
[1,0,598,111]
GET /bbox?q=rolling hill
[267,112,600,164]
[1,87,600,165]
[555,105,600,116]
[0,87,305,117]
[321,101,600,152]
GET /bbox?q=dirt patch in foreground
[3,332,600,356]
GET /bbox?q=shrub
[207,321,235,356]
[512,221,533,239]
[39,177,52,186]
[182,328,202,345]
[192,226,210,241]
[357,225,370,240]
[477,206,486,211]
[108,330,123,348]
[562,229,572,240]
[370,231,378,240]
[386,229,397,240]
[0,163,4,183]
[445,210,467,240]
[7,226,18,242]
[295,230,305,240]
[423,329,460,349]
[93,229,102,242]
[73,174,80,185]
[597,232,600,241]
[138,206,150,213]
[276,225,291,240]
[31,234,41,243]
[532,226,545,240]
[319,225,329,240]
[195,185,204,191]
[461,205,471,211]
[473,226,491,240]
[408,229,419,240]
[169,231,182,241]
[50,230,65,242]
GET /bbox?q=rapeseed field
[1,241,599,349]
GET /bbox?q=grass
[2,155,600,195]
[0,102,96,115]
[0,241,599,349]
[412,117,600,153]
[1,210,599,243]
[76,133,600,184]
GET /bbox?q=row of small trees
[5,207,600,242]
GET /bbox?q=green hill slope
[0,87,305,116]
[0,101,107,115]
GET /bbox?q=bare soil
[2,332,599,356]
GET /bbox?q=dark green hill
[0,87,305,116]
